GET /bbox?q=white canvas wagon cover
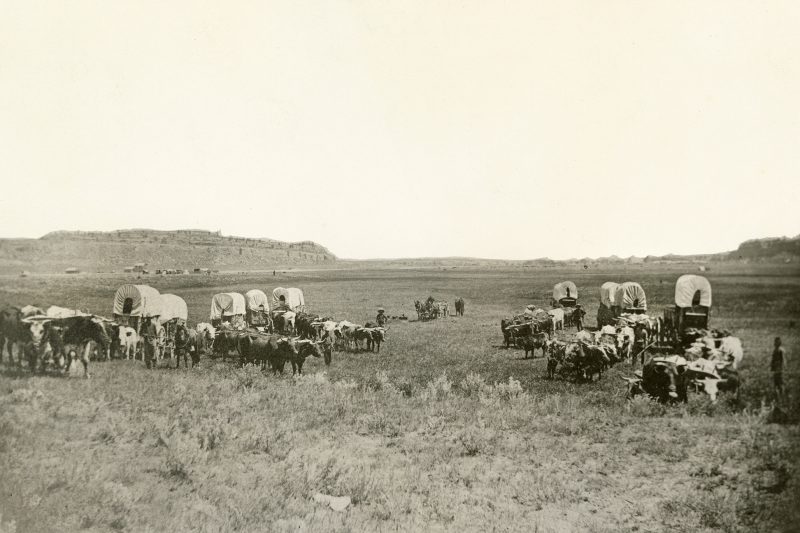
[46,305,92,319]
[245,289,270,312]
[675,275,712,308]
[159,294,188,323]
[553,281,578,301]
[614,282,647,310]
[599,282,620,307]
[113,285,162,317]
[524,307,551,323]
[210,292,246,320]
[272,287,305,310]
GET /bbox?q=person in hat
[573,304,586,331]
[771,337,786,399]
[376,308,388,327]
[141,317,159,369]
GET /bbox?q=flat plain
[1,263,798,532]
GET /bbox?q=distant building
[123,266,134,273]
[65,267,79,274]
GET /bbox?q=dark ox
[213,328,245,361]
[546,340,567,379]
[520,333,548,359]
[454,297,465,316]
[239,335,332,374]
[1,306,30,366]
[278,338,330,374]
[174,324,199,369]
[22,316,111,378]
[625,357,741,403]
[623,356,688,403]
[563,342,611,382]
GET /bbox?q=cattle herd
[0,274,744,405]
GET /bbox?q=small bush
[334,379,358,391]
[627,395,669,417]
[0,514,16,533]
[295,372,329,386]
[9,388,44,404]
[423,373,452,401]
[456,425,496,456]
[487,377,525,401]
[233,365,263,390]
[684,394,736,417]
[459,372,486,397]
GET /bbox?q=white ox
[118,326,138,360]
[548,308,564,330]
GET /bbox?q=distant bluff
[0,229,336,273]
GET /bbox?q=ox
[454,297,465,316]
[118,326,138,359]
[547,308,565,331]
[283,338,330,375]
[520,332,548,359]
[174,324,199,369]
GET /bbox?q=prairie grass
[0,264,798,531]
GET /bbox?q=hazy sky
[1,1,798,259]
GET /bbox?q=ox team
[0,274,774,406]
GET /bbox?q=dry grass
[0,264,798,532]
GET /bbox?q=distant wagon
[245,289,271,329]
[552,281,579,327]
[112,284,162,336]
[552,281,578,308]
[661,275,712,348]
[597,282,621,327]
[210,292,246,329]
[615,282,647,315]
[159,294,189,358]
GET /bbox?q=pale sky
[1,1,798,260]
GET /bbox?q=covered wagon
[614,282,647,314]
[210,292,246,329]
[112,284,162,331]
[159,294,189,357]
[661,275,712,348]
[552,281,578,307]
[597,282,621,327]
[245,289,271,328]
[271,287,305,312]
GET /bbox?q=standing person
[772,337,786,399]
[141,317,159,369]
[376,308,388,327]
[573,304,586,331]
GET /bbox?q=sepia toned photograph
[0,1,798,531]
